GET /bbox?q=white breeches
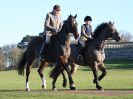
[45,34,52,44]
[79,40,85,47]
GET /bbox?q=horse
[49,21,121,90]
[17,15,79,91]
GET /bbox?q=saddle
[47,34,58,49]
[47,34,67,56]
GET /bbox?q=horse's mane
[92,22,108,38]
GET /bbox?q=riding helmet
[84,16,92,21]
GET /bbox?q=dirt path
[50,89,133,96]
[1,89,133,96]
[57,89,133,96]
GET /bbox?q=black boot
[77,42,84,61]
[39,41,48,61]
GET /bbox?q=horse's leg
[51,63,61,90]
[38,61,48,90]
[59,63,76,88]
[26,64,31,91]
[52,72,58,91]
[25,57,35,91]
[59,57,76,90]
[62,62,78,87]
[98,63,107,81]
[92,62,102,90]
[52,63,67,90]
[65,65,76,90]
[52,70,66,91]
[62,70,67,88]
[70,62,78,74]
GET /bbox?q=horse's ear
[69,14,72,17]
[108,21,112,26]
[74,14,77,18]
[109,21,111,24]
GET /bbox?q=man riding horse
[17,12,79,91]
[39,5,63,61]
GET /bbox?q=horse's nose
[116,37,121,42]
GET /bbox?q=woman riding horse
[50,21,121,90]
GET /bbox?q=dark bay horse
[50,21,121,90]
[17,15,79,91]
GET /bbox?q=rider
[78,16,93,61]
[39,4,63,61]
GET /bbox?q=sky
[0,0,133,47]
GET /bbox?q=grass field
[0,59,133,99]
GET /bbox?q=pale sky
[0,0,133,46]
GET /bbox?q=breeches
[45,34,52,44]
[79,40,85,47]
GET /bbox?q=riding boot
[77,42,84,61]
[39,41,48,61]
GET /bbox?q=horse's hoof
[70,87,76,90]
[26,88,30,91]
[52,87,58,91]
[62,82,67,88]
[100,88,104,91]
[42,85,46,90]
[97,88,104,91]
[70,83,76,90]
[96,85,103,90]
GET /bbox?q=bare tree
[8,47,23,69]
[120,30,133,42]
[0,48,5,71]
[2,44,24,70]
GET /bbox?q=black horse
[17,15,79,91]
[50,21,121,90]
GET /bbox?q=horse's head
[93,22,121,42]
[106,21,121,42]
[66,14,79,39]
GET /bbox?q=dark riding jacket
[79,24,92,41]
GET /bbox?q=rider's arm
[58,21,63,32]
[44,13,56,32]
[81,25,89,39]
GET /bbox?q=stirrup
[77,55,83,61]
[39,55,45,62]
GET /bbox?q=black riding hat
[84,16,92,21]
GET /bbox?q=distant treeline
[0,30,132,71]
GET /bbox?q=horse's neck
[94,32,106,50]
[58,25,70,45]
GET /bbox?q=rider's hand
[53,28,58,33]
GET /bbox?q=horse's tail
[49,64,62,79]
[17,51,27,76]
[49,62,78,79]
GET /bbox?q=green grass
[0,91,133,99]
[0,59,133,99]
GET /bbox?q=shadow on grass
[105,59,133,70]
[79,59,133,71]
